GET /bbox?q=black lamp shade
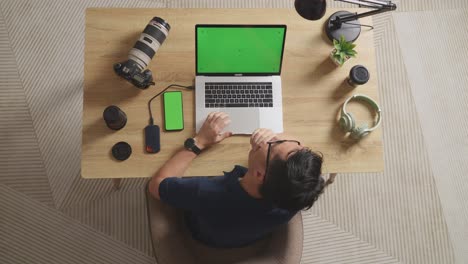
[295,0,327,21]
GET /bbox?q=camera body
[114,60,154,89]
[114,17,170,89]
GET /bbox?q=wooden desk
[82,8,383,180]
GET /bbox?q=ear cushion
[351,124,370,140]
[339,113,355,132]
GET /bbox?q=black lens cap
[350,65,370,85]
[104,106,119,122]
[112,142,132,161]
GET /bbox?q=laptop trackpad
[223,108,260,135]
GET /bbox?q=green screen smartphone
[163,91,184,131]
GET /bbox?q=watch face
[184,138,201,155]
[184,138,195,149]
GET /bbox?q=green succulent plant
[332,35,357,66]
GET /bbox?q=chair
[145,183,304,264]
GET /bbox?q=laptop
[195,24,287,134]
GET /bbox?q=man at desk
[148,112,325,248]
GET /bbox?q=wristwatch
[184,138,201,155]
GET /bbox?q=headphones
[339,94,382,140]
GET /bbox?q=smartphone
[163,91,184,131]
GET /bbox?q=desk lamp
[295,0,396,42]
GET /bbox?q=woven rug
[394,10,468,263]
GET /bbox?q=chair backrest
[145,182,304,264]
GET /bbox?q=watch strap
[190,143,201,155]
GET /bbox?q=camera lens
[128,17,170,70]
[103,105,127,130]
[347,65,369,88]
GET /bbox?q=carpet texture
[1,0,467,263]
[394,10,468,263]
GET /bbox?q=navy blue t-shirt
[159,165,296,248]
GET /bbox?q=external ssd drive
[145,125,160,153]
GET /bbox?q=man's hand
[195,112,232,150]
[250,128,278,151]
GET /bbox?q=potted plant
[330,35,357,66]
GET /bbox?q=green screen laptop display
[196,25,286,75]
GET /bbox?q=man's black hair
[259,148,324,211]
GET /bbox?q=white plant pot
[330,49,350,67]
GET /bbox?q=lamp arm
[337,0,382,8]
[332,0,396,25]
[360,0,394,6]
[336,8,387,23]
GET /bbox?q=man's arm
[148,112,232,200]
[148,148,197,200]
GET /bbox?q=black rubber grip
[133,41,155,59]
[143,25,167,44]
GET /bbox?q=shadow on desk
[332,79,355,101]
[84,31,142,108]
[311,56,337,79]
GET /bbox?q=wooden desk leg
[113,178,122,190]
[328,173,337,185]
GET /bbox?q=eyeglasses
[264,140,301,183]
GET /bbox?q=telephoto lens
[114,17,171,89]
[130,17,170,70]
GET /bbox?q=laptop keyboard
[204,82,273,108]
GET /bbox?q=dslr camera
[114,17,170,89]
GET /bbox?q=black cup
[347,65,370,88]
[103,105,127,130]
